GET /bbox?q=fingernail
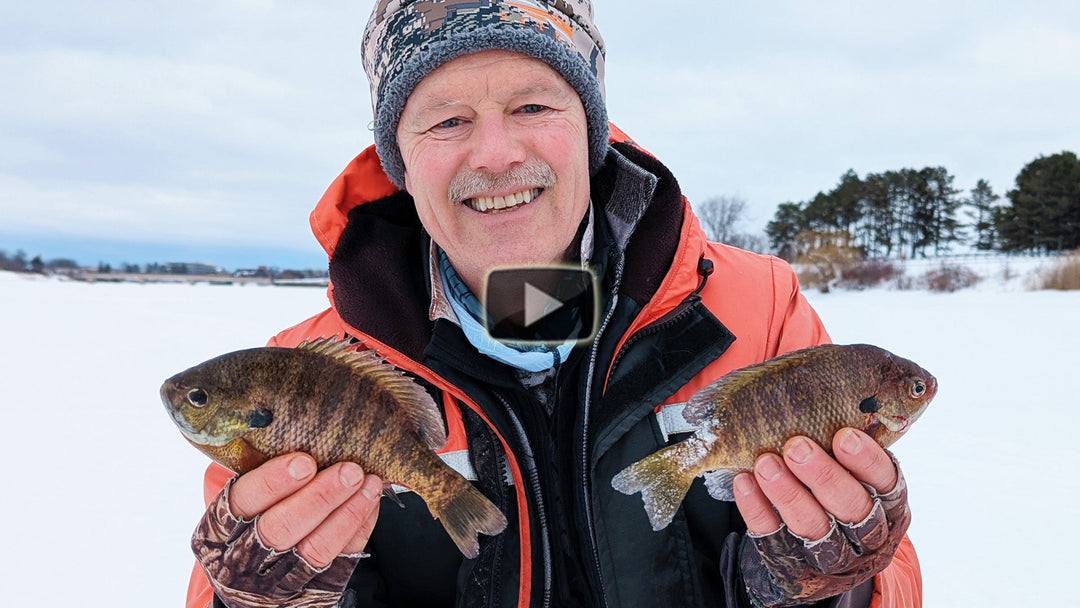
[734,474,755,496]
[339,462,365,487]
[787,437,812,464]
[756,455,783,481]
[360,474,382,501]
[288,455,316,480]
[838,428,863,456]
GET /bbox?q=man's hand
[732,428,911,607]
[191,453,383,608]
[231,453,382,567]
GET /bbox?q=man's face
[397,50,592,293]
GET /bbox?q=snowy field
[2,262,1077,607]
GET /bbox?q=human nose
[467,117,526,174]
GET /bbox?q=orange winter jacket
[186,124,921,608]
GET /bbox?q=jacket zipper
[494,393,553,608]
[582,256,712,605]
[580,266,624,608]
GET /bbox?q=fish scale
[161,337,507,558]
[612,344,936,531]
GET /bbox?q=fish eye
[187,388,209,407]
[910,380,926,398]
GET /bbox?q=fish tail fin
[429,481,509,559]
[611,443,698,531]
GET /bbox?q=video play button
[523,282,564,327]
[483,266,598,345]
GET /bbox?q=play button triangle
[523,282,564,327]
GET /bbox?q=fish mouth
[169,409,235,447]
[160,384,193,432]
[462,188,543,213]
[878,404,930,433]
[876,413,910,433]
[177,426,234,447]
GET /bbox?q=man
[186,1,921,606]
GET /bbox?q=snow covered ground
[806,288,1080,607]
[2,262,1077,607]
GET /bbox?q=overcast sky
[2,0,1078,269]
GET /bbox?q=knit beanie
[361,0,609,189]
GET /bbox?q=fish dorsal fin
[682,366,765,426]
[682,377,726,426]
[682,347,827,427]
[298,338,448,450]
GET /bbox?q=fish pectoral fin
[382,485,406,508]
[702,469,738,502]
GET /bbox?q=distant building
[163,262,226,275]
[232,266,272,278]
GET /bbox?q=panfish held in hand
[160,338,507,558]
[611,344,936,531]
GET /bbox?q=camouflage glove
[192,478,364,608]
[739,454,911,607]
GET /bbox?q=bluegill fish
[160,338,507,558]
[611,344,936,531]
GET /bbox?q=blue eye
[435,117,461,129]
[519,104,545,114]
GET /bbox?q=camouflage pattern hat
[362,0,609,188]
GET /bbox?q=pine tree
[998,151,1080,252]
[766,202,806,260]
[924,166,963,255]
[966,179,1000,250]
[861,173,897,258]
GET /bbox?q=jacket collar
[309,145,398,261]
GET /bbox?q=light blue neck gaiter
[437,248,573,372]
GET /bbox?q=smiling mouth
[464,188,542,213]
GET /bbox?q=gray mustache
[448,159,556,204]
